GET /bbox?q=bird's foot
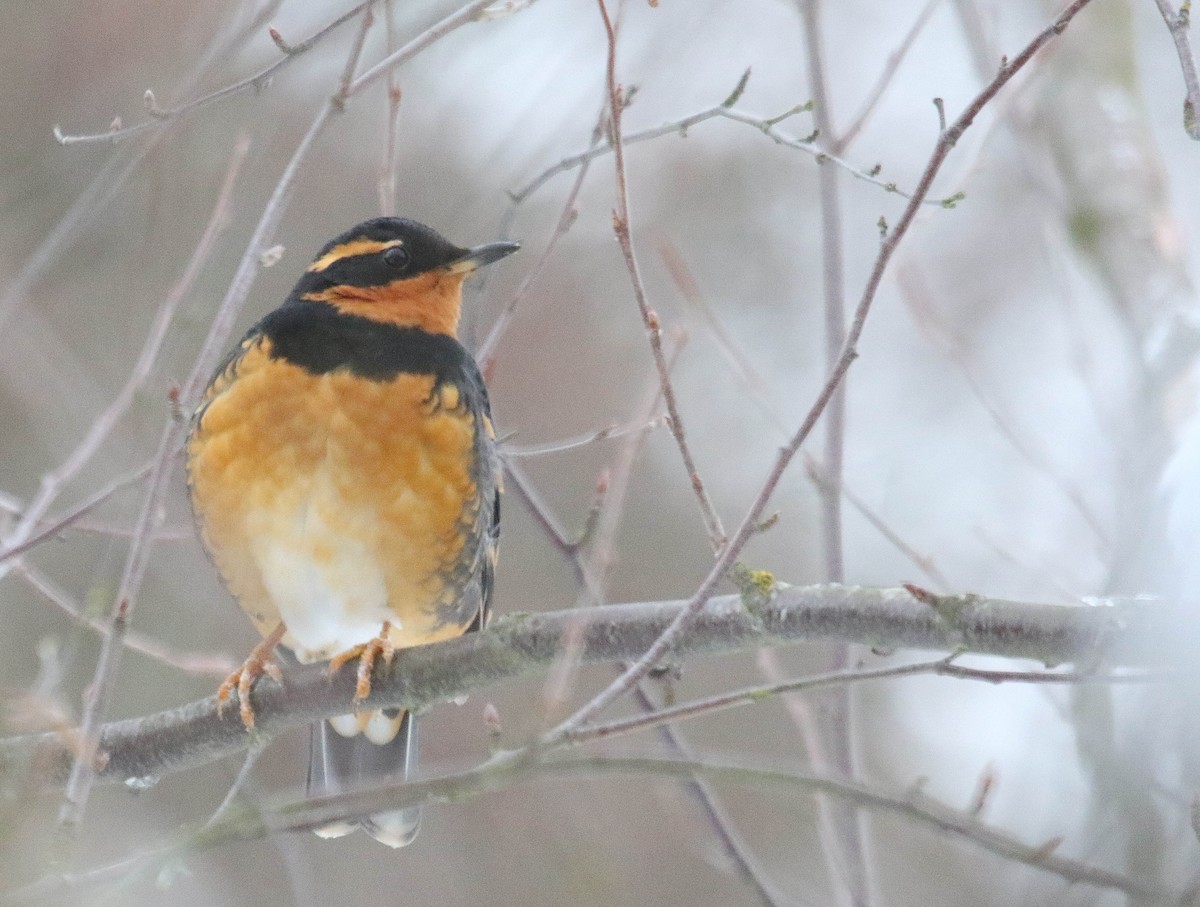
[327,621,396,708]
[217,622,286,729]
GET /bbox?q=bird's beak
[443,240,521,275]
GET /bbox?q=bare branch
[538,347,680,719]
[540,758,1169,901]
[377,0,403,216]
[573,655,1169,745]
[202,743,268,830]
[797,0,863,896]
[1152,0,1200,139]
[897,268,1110,549]
[15,563,236,677]
[804,453,953,590]
[51,2,373,146]
[0,458,159,565]
[837,0,945,149]
[657,247,950,590]
[57,0,426,836]
[3,586,1171,786]
[507,322,777,902]
[478,111,602,371]
[656,238,790,435]
[544,0,1100,749]
[630,686,798,907]
[0,3,281,333]
[335,2,377,104]
[500,418,660,458]
[346,0,516,97]
[508,96,959,210]
[0,137,248,581]
[594,0,727,554]
[29,755,1174,904]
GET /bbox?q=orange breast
[187,338,482,662]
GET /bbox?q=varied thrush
[187,217,517,846]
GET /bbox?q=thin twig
[4,854,151,905]
[336,2,377,102]
[797,1,864,897]
[502,461,591,558]
[897,266,1110,548]
[9,518,193,543]
[800,0,848,587]
[11,749,1172,903]
[1152,0,1200,140]
[595,0,726,554]
[542,0,1099,747]
[540,342,679,721]
[0,137,248,582]
[56,416,182,834]
[0,2,278,333]
[658,241,974,603]
[15,563,236,677]
[509,96,961,210]
[478,44,614,370]
[57,0,380,839]
[973,527,1084,606]
[805,453,952,591]
[346,0,512,97]
[0,458,159,565]
[658,245,950,590]
[500,418,660,458]
[502,457,607,603]
[510,312,779,902]
[476,0,539,16]
[631,684,797,907]
[49,754,1173,904]
[202,743,269,830]
[377,0,403,216]
[478,129,599,372]
[0,153,149,334]
[582,337,682,598]
[51,2,373,146]
[182,104,336,411]
[656,238,791,436]
[540,758,1169,901]
[837,0,945,149]
[572,656,1167,744]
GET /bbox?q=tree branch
[3,586,1173,787]
[25,754,1174,904]
[51,2,373,146]
[1152,0,1200,140]
[595,0,727,554]
[538,0,1099,748]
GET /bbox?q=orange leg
[217,622,286,729]
[327,621,396,706]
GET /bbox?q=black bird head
[292,218,519,336]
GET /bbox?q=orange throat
[302,271,466,336]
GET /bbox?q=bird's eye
[383,246,410,269]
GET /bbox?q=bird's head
[294,217,519,336]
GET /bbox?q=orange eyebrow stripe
[307,238,404,273]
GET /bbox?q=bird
[186,217,517,847]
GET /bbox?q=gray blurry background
[2,0,1199,904]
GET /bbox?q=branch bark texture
[3,585,1172,787]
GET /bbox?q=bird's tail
[306,709,420,848]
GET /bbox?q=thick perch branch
[2,585,1173,786]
